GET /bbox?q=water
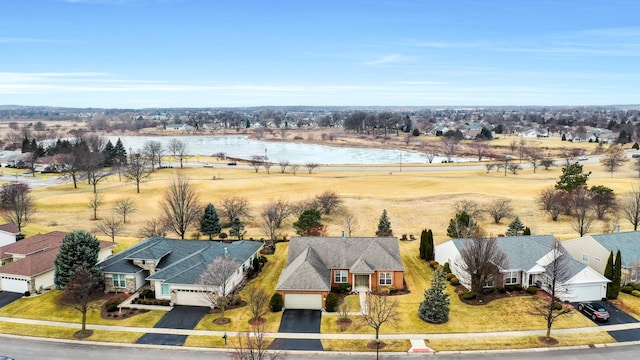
[108,135,469,165]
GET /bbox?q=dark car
[227,161,237,166]
[578,302,610,322]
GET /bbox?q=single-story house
[563,231,640,284]
[435,235,609,302]
[276,236,405,310]
[99,237,262,307]
[0,231,115,293]
[0,223,21,247]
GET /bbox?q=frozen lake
[108,135,470,165]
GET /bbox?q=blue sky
[1,0,640,108]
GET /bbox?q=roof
[0,223,19,234]
[99,237,262,286]
[276,236,404,291]
[0,231,67,260]
[589,231,640,267]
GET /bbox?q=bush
[338,283,352,293]
[526,286,538,295]
[325,293,339,312]
[498,287,507,293]
[552,302,563,310]
[388,285,397,294]
[513,284,523,291]
[270,293,283,312]
[429,260,439,269]
[445,273,455,280]
[442,262,451,274]
[106,302,119,312]
[621,285,634,294]
[632,283,640,291]
[450,277,460,285]
[218,232,228,240]
[139,288,155,299]
[462,292,476,300]
[632,290,640,298]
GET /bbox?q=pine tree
[505,217,525,236]
[375,209,393,237]
[446,211,476,238]
[605,251,615,299]
[523,227,531,235]
[418,268,450,324]
[113,138,128,164]
[426,229,435,261]
[54,230,103,289]
[102,140,115,166]
[613,250,622,299]
[229,217,246,240]
[200,203,222,240]
[419,229,427,259]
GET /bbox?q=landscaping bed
[455,285,532,305]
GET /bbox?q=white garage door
[1,276,28,293]
[570,284,605,302]
[174,290,212,307]
[284,293,323,310]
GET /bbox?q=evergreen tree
[229,217,246,240]
[605,251,615,299]
[555,162,591,192]
[375,209,393,237]
[419,229,427,259]
[102,140,115,166]
[418,268,450,324]
[200,202,222,240]
[426,229,435,261]
[446,211,477,238]
[54,230,103,289]
[113,138,128,165]
[292,208,324,236]
[505,217,525,236]
[613,250,622,299]
[523,227,531,235]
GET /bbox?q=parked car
[227,161,237,166]
[578,302,610,322]
[578,155,589,161]
[203,163,214,168]
[632,153,640,158]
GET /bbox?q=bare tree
[197,257,240,322]
[160,177,202,239]
[453,199,484,221]
[290,164,300,175]
[484,198,514,224]
[113,198,137,223]
[526,146,544,173]
[220,196,251,226]
[470,141,490,162]
[167,138,188,168]
[305,162,319,174]
[123,153,151,193]
[600,144,628,177]
[96,216,123,242]
[83,134,106,153]
[59,152,82,189]
[539,187,566,221]
[507,163,522,175]
[540,157,556,170]
[142,140,163,171]
[139,217,168,238]
[570,188,596,237]
[81,152,111,194]
[421,143,436,164]
[278,160,289,173]
[314,190,342,215]
[232,323,283,360]
[0,182,34,232]
[247,285,269,323]
[509,138,518,154]
[559,147,584,166]
[87,192,104,221]
[263,162,272,174]
[59,266,100,336]
[343,212,358,237]
[485,163,496,174]
[621,182,640,231]
[261,199,292,241]
[250,155,264,173]
[456,235,508,295]
[360,291,400,355]
[440,137,460,162]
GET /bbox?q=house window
[379,272,392,286]
[632,268,639,282]
[582,253,589,262]
[484,279,495,288]
[161,284,170,295]
[504,271,519,285]
[112,274,126,288]
[334,270,348,283]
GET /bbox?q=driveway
[0,291,23,308]
[136,306,209,346]
[269,309,323,351]
[574,301,640,342]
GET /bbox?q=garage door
[284,293,322,310]
[174,290,213,307]
[571,284,605,302]
[1,276,28,293]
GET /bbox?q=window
[334,270,348,283]
[582,253,589,262]
[379,272,392,286]
[484,279,495,288]
[161,284,170,295]
[504,271,518,285]
[112,274,126,288]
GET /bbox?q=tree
[600,144,627,177]
[621,182,640,230]
[220,196,252,227]
[453,199,483,221]
[419,229,427,260]
[142,140,163,172]
[112,198,136,223]
[570,188,596,237]
[425,229,434,261]
[200,203,222,240]
[614,250,622,299]
[87,191,104,220]
[555,162,590,192]
[343,212,358,237]
[59,266,101,336]
[440,136,460,162]
[293,208,324,236]
[260,199,292,241]
[0,182,34,232]
[96,216,123,242]
[247,285,269,323]
[589,185,616,220]
[249,155,263,173]
[314,190,343,215]
[359,291,400,354]
[198,257,240,323]
[470,141,490,161]
[229,217,246,240]
[123,153,151,193]
[538,187,566,221]
[139,217,168,238]
[305,162,319,174]
[54,230,102,289]
[81,151,111,194]
[278,160,289,173]
[232,323,283,360]
[160,177,202,239]
[484,198,514,224]
[505,217,525,236]
[456,235,508,294]
[447,211,477,238]
[526,146,544,173]
[605,251,615,299]
[375,209,393,237]
[167,138,188,168]
[418,268,450,324]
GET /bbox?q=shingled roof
[590,231,640,267]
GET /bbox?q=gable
[591,232,640,267]
[276,247,331,291]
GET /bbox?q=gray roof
[276,236,403,291]
[591,231,640,267]
[99,237,261,285]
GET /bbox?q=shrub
[513,284,523,291]
[462,292,476,300]
[445,273,455,280]
[632,283,640,291]
[442,262,451,274]
[429,260,439,269]
[498,287,507,293]
[325,293,339,312]
[139,288,155,299]
[269,293,283,312]
[450,277,459,285]
[526,286,538,295]
[388,285,397,294]
[552,302,563,310]
[218,232,228,240]
[621,285,634,294]
[338,283,352,293]
[106,302,119,312]
[632,290,640,298]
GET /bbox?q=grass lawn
[427,332,616,351]
[322,339,410,352]
[0,322,142,343]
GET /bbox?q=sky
[1,0,640,108]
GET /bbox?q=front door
[355,275,369,290]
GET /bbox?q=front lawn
[611,292,640,320]
[427,332,615,351]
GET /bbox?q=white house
[0,223,20,247]
[435,235,609,302]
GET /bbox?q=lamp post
[222,332,227,345]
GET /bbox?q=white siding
[0,231,17,247]
[563,236,609,274]
[34,270,54,291]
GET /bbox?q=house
[99,237,262,307]
[563,231,640,284]
[276,236,405,310]
[0,231,115,294]
[164,124,195,131]
[0,223,21,247]
[435,235,609,302]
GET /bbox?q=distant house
[435,235,609,302]
[164,124,194,131]
[276,236,405,310]
[0,223,21,247]
[99,237,262,307]
[0,231,115,293]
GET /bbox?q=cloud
[0,37,47,43]
[363,55,402,66]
